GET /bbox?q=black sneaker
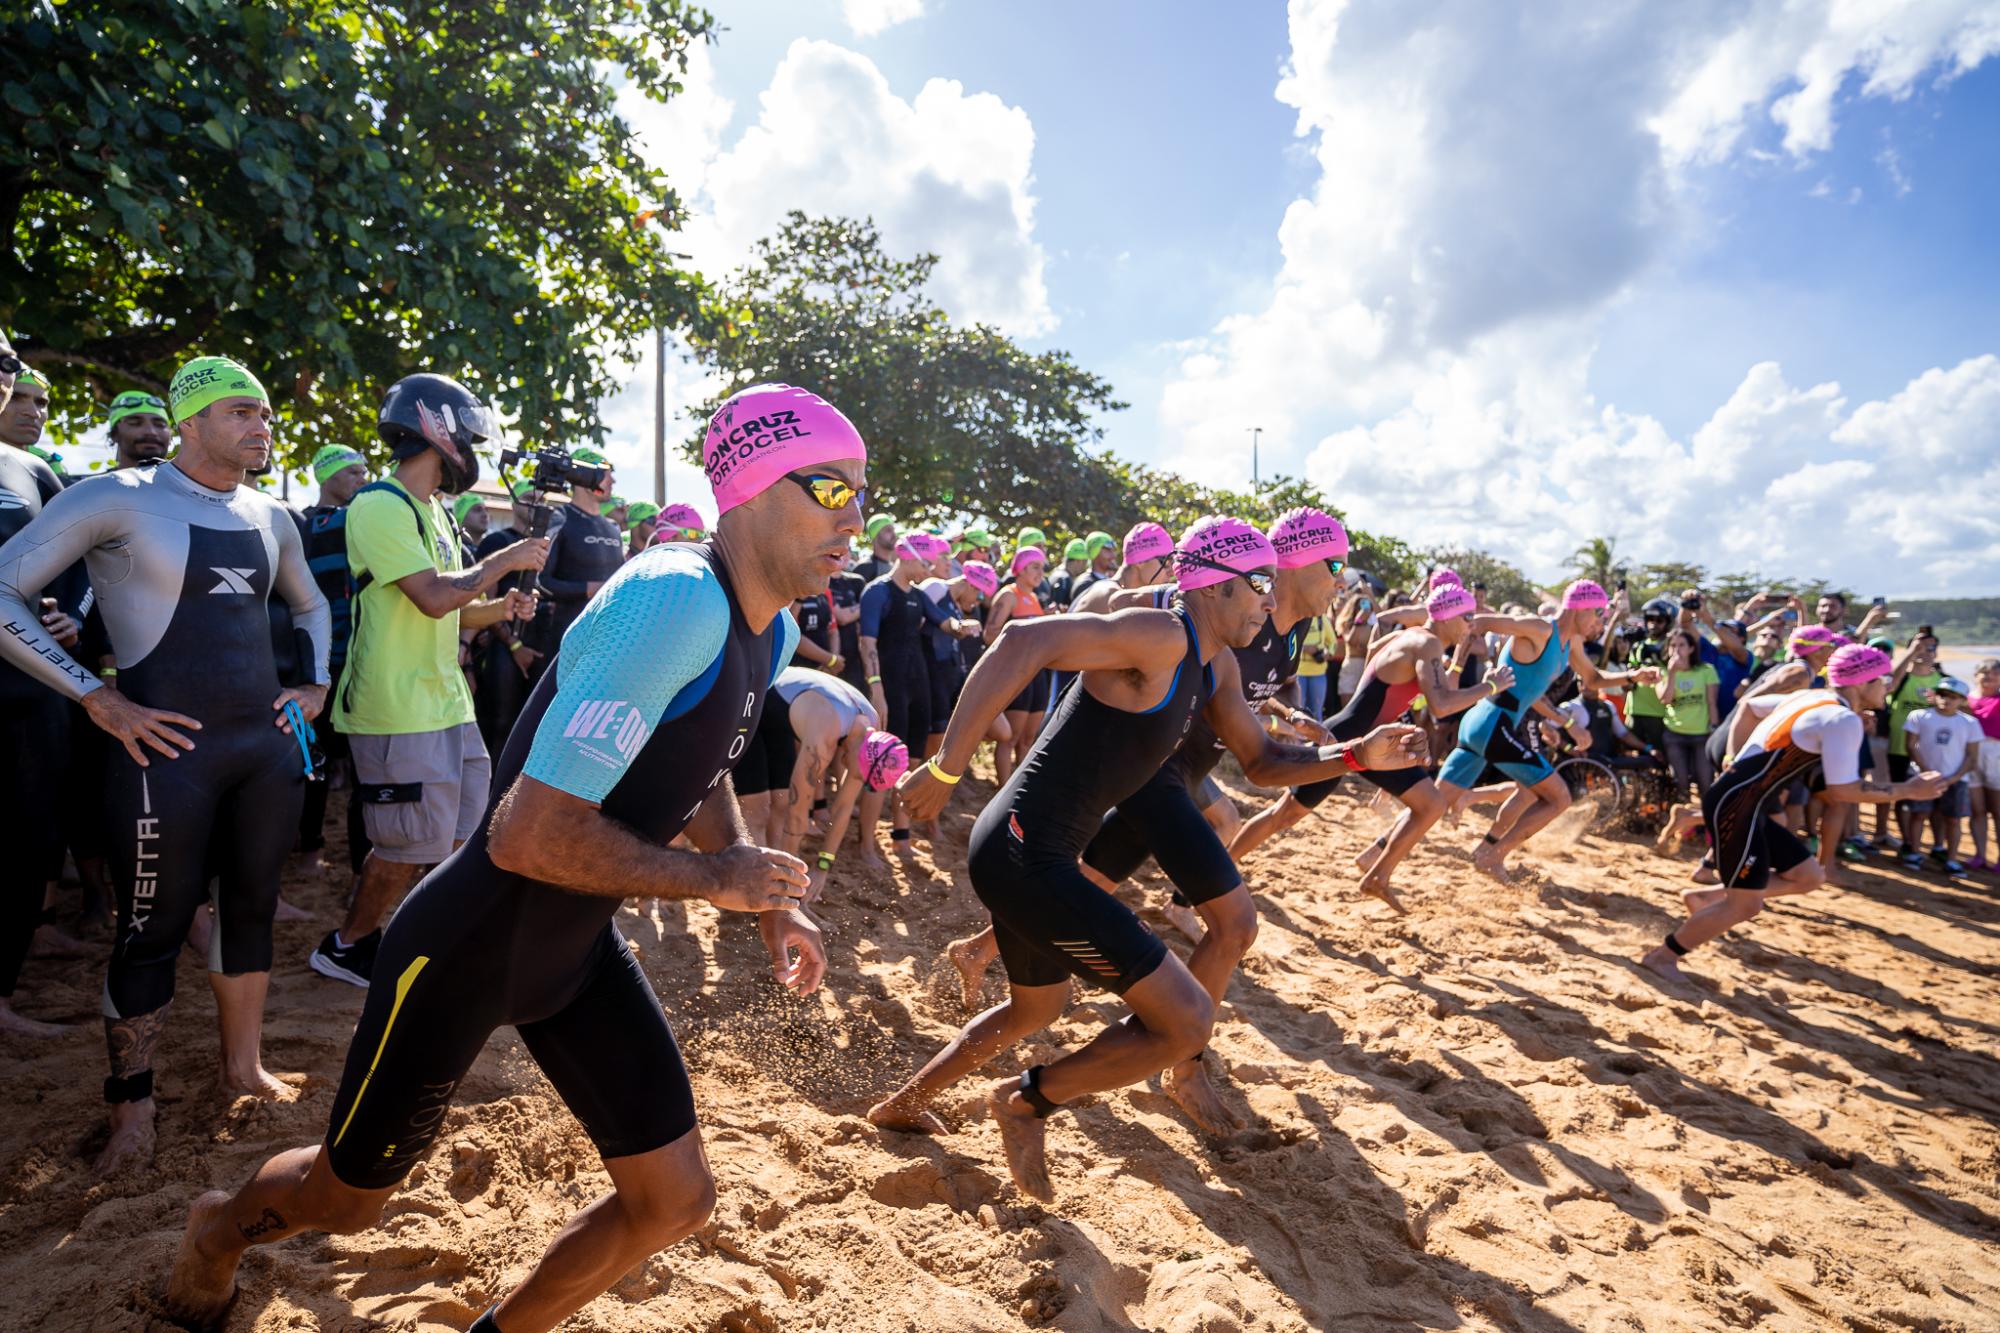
[310,929,380,987]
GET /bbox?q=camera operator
[523,447,623,684]
[311,375,544,988]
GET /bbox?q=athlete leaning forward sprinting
[164,383,858,1333]
[1641,644,1947,983]
[1227,580,1519,910]
[1434,580,1659,884]
[865,517,1427,1199]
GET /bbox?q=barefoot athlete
[868,517,1427,1198]
[0,356,330,1171]
[165,383,854,1333]
[0,336,92,1039]
[1641,644,1948,983]
[1435,580,1657,884]
[1229,581,1520,909]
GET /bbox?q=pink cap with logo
[1560,579,1609,611]
[660,503,705,532]
[1122,521,1175,565]
[1430,567,1462,588]
[702,383,867,515]
[1012,546,1047,576]
[960,560,999,598]
[1267,507,1350,568]
[860,730,911,790]
[1827,644,1893,687]
[1175,516,1277,591]
[1789,625,1839,658]
[905,531,951,562]
[1427,584,1476,621]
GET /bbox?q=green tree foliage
[1563,535,1627,590]
[691,214,1422,580]
[1,0,714,467]
[689,213,1129,528]
[1415,546,1542,608]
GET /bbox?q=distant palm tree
[1565,536,1626,590]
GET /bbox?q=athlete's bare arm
[899,610,1187,819]
[1827,772,1949,805]
[1569,636,1654,692]
[487,774,807,912]
[1466,612,1551,660]
[1069,578,1144,615]
[1205,650,1429,785]
[1412,640,1512,718]
[1740,659,1808,704]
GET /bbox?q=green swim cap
[107,390,170,429]
[1063,538,1089,561]
[865,514,899,541]
[168,356,268,423]
[452,493,486,524]
[1016,526,1047,550]
[960,527,994,549]
[572,447,609,468]
[508,476,537,499]
[310,444,365,485]
[1085,530,1116,558]
[13,365,48,393]
[626,500,661,526]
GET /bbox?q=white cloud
[1159,0,2000,594]
[842,0,923,38]
[605,36,1051,503]
[666,39,1050,336]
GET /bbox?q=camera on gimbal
[498,444,609,501]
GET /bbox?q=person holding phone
[1654,629,1720,799]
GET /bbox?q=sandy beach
[3,770,1997,1332]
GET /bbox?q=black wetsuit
[971,606,1211,992]
[1082,605,1301,905]
[0,461,329,1031]
[529,502,624,666]
[324,544,793,1188]
[1295,660,1428,807]
[860,575,932,753]
[0,444,89,999]
[828,571,867,694]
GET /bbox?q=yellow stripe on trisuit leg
[331,956,430,1148]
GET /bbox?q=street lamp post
[1248,426,1263,489]
[652,324,667,507]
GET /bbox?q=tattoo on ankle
[104,1004,172,1079]
[239,1207,287,1241]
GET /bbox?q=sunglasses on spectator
[787,471,866,512]
[1176,552,1275,596]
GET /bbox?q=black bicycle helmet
[1641,596,1678,621]
[378,372,493,494]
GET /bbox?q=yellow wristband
[926,759,962,785]
[867,675,882,685]
[1486,677,1501,695]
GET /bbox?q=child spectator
[1902,676,1981,875]
[1654,628,1719,799]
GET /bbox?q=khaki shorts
[350,722,492,865]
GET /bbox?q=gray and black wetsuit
[0,461,329,1031]
[0,443,90,999]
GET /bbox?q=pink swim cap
[1561,579,1608,611]
[960,560,999,598]
[1267,507,1350,569]
[1828,643,1893,687]
[1012,545,1047,576]
[1789,625,1838,658]
[1123,521,1174,565]
[905,531,950,562]
[1430,567,1462,588]
[859,730,910,790]
[894,538,923,562]
[702,383,867,515]
[1176,516,1277,591]
[1427,584,1476,621]
[661,502,705,532]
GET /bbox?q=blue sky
[600,0,2000,597]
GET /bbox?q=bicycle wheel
[1555,756,1619,814]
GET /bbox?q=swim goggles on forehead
[0,352,21,377]
[787,471,866,512]
[1175,551,1275,596]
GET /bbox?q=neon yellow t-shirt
[1663,663,1719,735]
[1889,671,1942,758]
[1299,616,1333,678]
[333,478,475,735]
